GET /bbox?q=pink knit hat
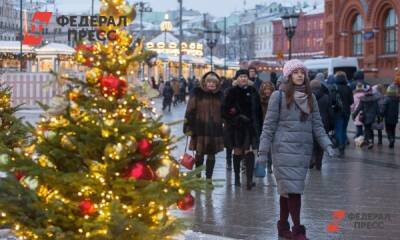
[283,59,308,78]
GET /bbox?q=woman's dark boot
[226,149,232,170]
[277,220,292,239]
[205,155,216,180]
[245,152,255,190]
[292,225,308,240]
[233,155,241,186]
[195,154,204,178]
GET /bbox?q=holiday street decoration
[0,1,205,239]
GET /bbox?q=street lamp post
[178,0,183,80]
[204,27,221,71]
[281,9,299,60]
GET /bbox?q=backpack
[332,85,344,113]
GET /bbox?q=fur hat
[235,69,249,79]
[283,59,308,78]
[310,79,321,90]
[354,83,365,93]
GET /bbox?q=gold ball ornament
[0,154,9,165]
[85,68,102,85]
[159,124,171,137]
[104,143,126,160]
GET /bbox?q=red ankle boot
[292,225,308,240]
[277,220,292,239]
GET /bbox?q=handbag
[180,137,195,170]
[255,161,266,178]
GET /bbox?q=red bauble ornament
[86,44,96,52]
[79,199,96,215]
[177,193,195,211]
[125,161,154,181]
[100,75,127,97]
[84,58,93,67]
[14,170,25,181]
[137,139,151,157]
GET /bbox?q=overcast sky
[50,0,323,17]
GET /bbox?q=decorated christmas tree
[0,1,204,239]
[0,83,29,163]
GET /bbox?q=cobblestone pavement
[15,98,400,240]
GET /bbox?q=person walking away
[352,86,380,149]
[332,71,354,157]
[171,78,180,106]
[162,81,173,112]
[257,59,335,240]
[183,72,224,180]
[310,79,334,170]
[222,69,263,190]
[179,77,187,103]
[382,84,399,148]
[372,84,386,145]
[259,81,275,173]
[249,66,262,91]
[158,79,165,96]
[351,83,366,138]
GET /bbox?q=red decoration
[137,139,151,157]
[84,58,93,67]
[14,170,25,181]
[177,193,195,211]
[86,44,96,52]
[79,199,96,215]
[125,161,154,181]
[108,31,118,41]
[100,75,127,97]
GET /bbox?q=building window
[352,14,364,56]
[384,9,398,54]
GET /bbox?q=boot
[389,137,395,149]
[245,152,255,190]
[292,225,308,240]
[226,149,232,171]
[338,145,345,158]
[277,220,292,239]
[195,154,204,178]
[233,155,241,186]
[205,155,216,180]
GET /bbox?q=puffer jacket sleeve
[258,91,280,157]
[311,95,332,150]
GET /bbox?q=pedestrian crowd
[156,59,399,240]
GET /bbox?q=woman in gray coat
[257,59,336,240]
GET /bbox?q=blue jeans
[335,113,350,148]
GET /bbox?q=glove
[326,146,337,158]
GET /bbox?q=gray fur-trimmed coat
[258,90,332,195]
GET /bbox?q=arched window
[384,9,398,54]
[352,14,364,56]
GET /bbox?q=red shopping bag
[180,137,195,170]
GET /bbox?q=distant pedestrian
[257,59,335,240]
[249,66,262,91]
[332,71,354,157]
[372,84,386,145]
[183,72,224,180]
[352,86,380,149]
[310,79,334,170]
[162,81,173,112]
[258,80,275,173]
[382,84,399,148]
[351,83,366,138]
[171,78,180,106]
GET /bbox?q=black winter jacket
[353,93,380,125]
[313,88,334,132]
[382,96,399,125]
[333,77,354,114]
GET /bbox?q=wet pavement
[16,98,400,240]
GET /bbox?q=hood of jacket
[200,71,221,93]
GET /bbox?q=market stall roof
[35,43,75,55]
[0,41,34,53]
[149,32,179,44]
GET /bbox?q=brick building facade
[324,0,400,83]
[273,7,325,59]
